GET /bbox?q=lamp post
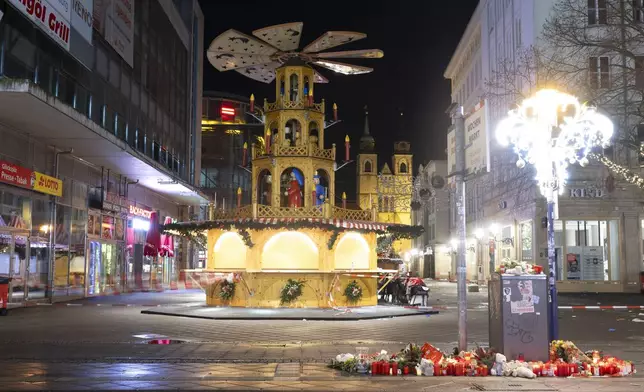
[495,89,613,341]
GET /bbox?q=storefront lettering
[0,160,33,189]
[33,172,63,197]
[569,188,603,198]
[10,0,71,50]
[129,205,152,219]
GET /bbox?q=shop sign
[569,187,603,198]
[0,160,33,190]
[129,205,152,219]
[8,0,71,50]
[33,171,63,197]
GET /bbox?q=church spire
[363,105,371,136]
[359,105,375,152]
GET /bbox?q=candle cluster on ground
[329,341,635,379]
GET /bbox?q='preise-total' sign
[0,160,33,190]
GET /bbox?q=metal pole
[546,188,558,341]
[453,107,467,352]
[47,149,73,301]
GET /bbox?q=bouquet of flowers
[496,259,543,275]
[219,280,236,301]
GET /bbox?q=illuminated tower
[356,107,378,210]
[251,59,335,209]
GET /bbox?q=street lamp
[496,89,613,341]
[474,228,484,240]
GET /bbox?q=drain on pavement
[147,339,185,345]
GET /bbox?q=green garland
[237,229,255,248]
[280,278,305,305]
[327,230,341,250]
[343,280,363,304]
[219,280,236,301]
[163,220,423,240]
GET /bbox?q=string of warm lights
[588,152,644,189]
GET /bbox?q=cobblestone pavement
[0,362,642,391]
[1,284,643,390]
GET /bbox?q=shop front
[86,193,127,296]
[0,160,63,304]
[126,203,154,290]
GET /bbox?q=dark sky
[198,0,478,176]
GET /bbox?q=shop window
[520,221,533,261]
[563,220,616,281]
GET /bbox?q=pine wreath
[343,280,363,304]
[219,280,236,301]
[280,279,305,305]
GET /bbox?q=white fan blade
[208,29,278,56]
[252,22,303,52]
[315,49,384,59]
[314,60,373,75]
[303,31,366,53]
[235,62,280,83]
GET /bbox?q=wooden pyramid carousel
[167,23,421,308]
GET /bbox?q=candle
[345,135,350,161]
[265,129,271,154]
[242,142,248,166]
[250,93,255,112]
[312,190,317,206]
[391,362,398,376]
[237,187,242,207]
[403,366,409,375]
[455,363,464,376]
[383,362,390,376]
[371,362,377,375]
[342,192,347,208]
[308,89,313,106]
[333,103,338,121]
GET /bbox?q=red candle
[447,363,455,376]
[383,362,390,376]
[307,90,313,106]
[434,364,440,376]
[403,366,409,375]
[344,135,350,161]
[481,365,488,376]
[391,362,398,376]
[455,363,464,376]
[236,188,242,207]
[312,190,317,206]
[371,362,377,375]
[242,142,248,166]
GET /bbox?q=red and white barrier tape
[558,305,644,310]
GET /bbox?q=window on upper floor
[364,160,372,173]
[589,56,610,89]
[636,56,644,88]
[637,124,644,165]
[588,0,607,25]
[635,0,644,22]
[399,162,408,174]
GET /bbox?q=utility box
[488,273,549,362]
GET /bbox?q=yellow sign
[33,172,63,197]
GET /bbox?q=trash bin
[0,276,11,316]
[488,273,549,362]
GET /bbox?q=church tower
[356,107,377,210]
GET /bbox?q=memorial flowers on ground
[329,341,635,378]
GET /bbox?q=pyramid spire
[359,105,375,152]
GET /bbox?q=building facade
[200,91,264,208]
[411,160,450,279]
[0,0,206,305]
[356,109,413,257]
[444,0,643,292]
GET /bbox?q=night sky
[198,0,478,190]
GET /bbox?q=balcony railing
[208,203,376,221]
[264,98,325,113]
[252,144,335,160]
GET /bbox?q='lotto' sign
[33,172,63,197]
